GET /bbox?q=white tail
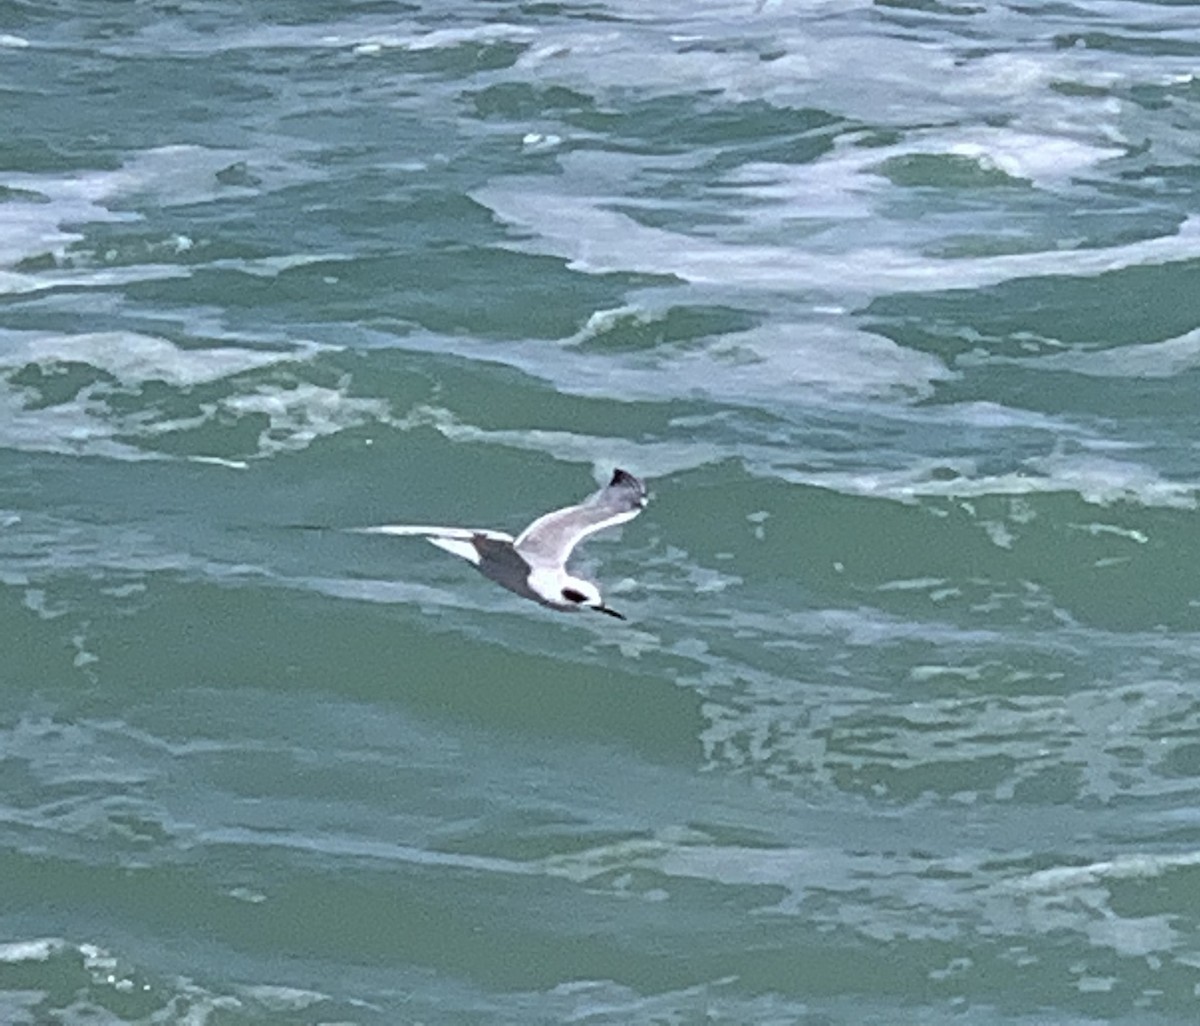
[347,524,516,568]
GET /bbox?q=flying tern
[354,468,648,619]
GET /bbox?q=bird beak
[596,605,626,620]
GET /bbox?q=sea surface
[3,1,1200,1023]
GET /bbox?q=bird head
[558,578,625,620]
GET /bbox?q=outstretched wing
[348,525,515,566]
[514,469,648,568]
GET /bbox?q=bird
[353,468,648,619]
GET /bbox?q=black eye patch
[561,588,588,604]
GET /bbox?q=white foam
[477,179,1200,297]
[1022,850,1200,891]
[0,379,151,461]
[1068,522,1148,544]
[727,125,1120,239]
[395,403,723,481]
[940,132,1121,184]
[0,177,114,268]
[1019,328,1200,379]
[0,938,65,963]
[208,252,355,279]
[114,11,541,61]
[221,384,390,455]
[0,264,190,298]
[498,0,1157,171]
[238,985,330,1013]
[0,144,320,287]
[795,452,1198,510]
[375,336,1193,510]
[0,156,180,272]
[0,372,382,463]
[0,330,361,461]
[394,24,537,51]
[86,144,309,209]
[1018,851,1199,957]
[0,330,305,387]
[200,824,538,875]
[188,455,250,470]
[537,826,1190,953]
[387,309,949,417]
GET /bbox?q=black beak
[596,605,626,620]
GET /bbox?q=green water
[3,1,1200,1023]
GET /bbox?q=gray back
[472,536,545,604]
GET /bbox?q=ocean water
[3,0,1200,1022]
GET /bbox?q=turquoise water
[3,1,1200,1022]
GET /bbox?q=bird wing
[513,469,647,568]
[348,525,515,566]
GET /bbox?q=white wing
[348,525,515,566]
[514,469,647,569]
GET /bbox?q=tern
[354,468,648,619]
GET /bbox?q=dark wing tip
[609,468,647,501]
